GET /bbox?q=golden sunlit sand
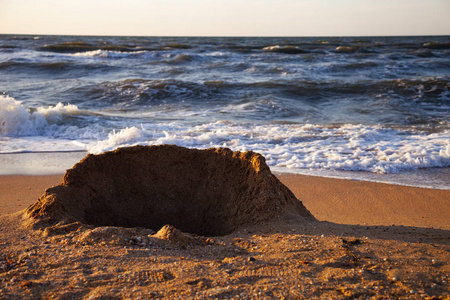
[0,146,449,299]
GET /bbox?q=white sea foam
[262,45,307,54]
[84,122,450,175]
[0,95,83,138]
[72,50,157,59]
[2,95,449,174]
[87,127,142,154]
[35,102,79,123]
[0,95,34,136]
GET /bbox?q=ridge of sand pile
[25,145,314,236]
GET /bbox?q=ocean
[1,35,449,189]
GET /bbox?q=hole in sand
[26,145,313,236]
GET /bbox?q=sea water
[0,35,449,189]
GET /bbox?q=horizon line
[1,33,449,38]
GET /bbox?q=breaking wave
[86,123,450,175]
[0,95,80,136]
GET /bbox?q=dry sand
[1,173,449,299]
[278,174,450,230]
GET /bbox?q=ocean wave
[71,77,445,121]
[204,62,250,72]
[226,44,263,53]
[392,77,450,104]
[0,60,21,70]
[169,54,194,63]
[87,126,143,153]
[85,123,450,174]
[244,65,291,75]
[203,80,230,88]
[39,42,98,53]
[72,49,158,59]
[2,94,449,174]
[39,41,142,53]
[162,43,191,49]
[152,54,198,65]
[247,77,450,102]
[0,59,112,73]
[220,98,298,120]
[263,45,309,54]
[335,45,359,53]
[407,49,436,58]
[40,41,194,54]
[0,45,17,49]
[0,95,99,138]
[149,52,228,65]
[328,61,379,71]
[73,79,213,107]
[422,42,450,50]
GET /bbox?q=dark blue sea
[1,35,449,188]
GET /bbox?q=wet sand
[0,175,62,216]
[2,174,449,229]
[278,174,450,230]
[0,173,449,299]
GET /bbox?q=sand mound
[25,145,314,236]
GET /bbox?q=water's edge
[1,151,448,190]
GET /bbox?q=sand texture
[278,174,450,230]
[0,146,449,299]
[1,213,449,299]
[25,145,314,235]
[0,175,62,216]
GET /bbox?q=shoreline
[277,173,450,230]
[274,167,450,191]
[1,173,449,230]
[1,151,450,190]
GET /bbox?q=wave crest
[39,42,138,53]
[0,95,80,136]
[72,49,157,59]
[263,45,308,54]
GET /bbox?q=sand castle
[25,145,314,236]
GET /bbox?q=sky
[0,0,449,37]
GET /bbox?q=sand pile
[25,145,314,236]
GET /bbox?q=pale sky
[0,0,449,36]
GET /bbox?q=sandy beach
[278,174,450,230]
[1,173,449,229]
[1,172,449,299]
